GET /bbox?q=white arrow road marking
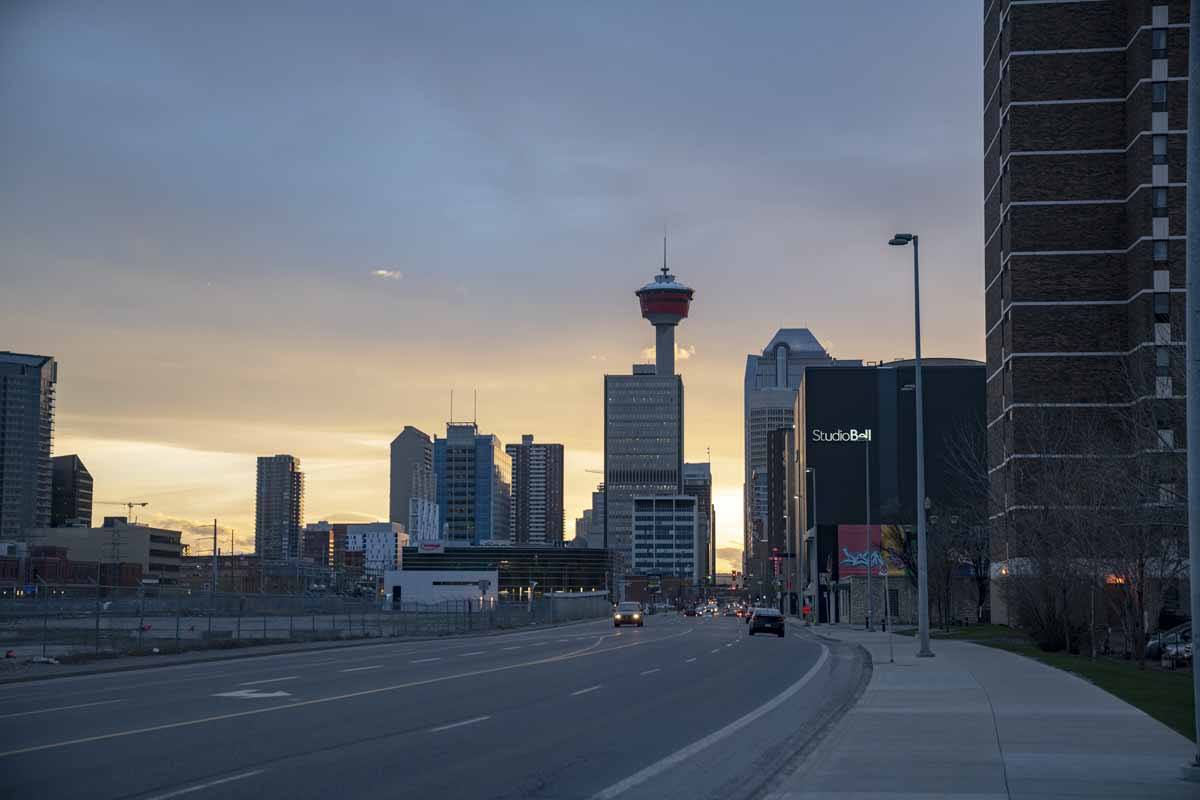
[213,689,292,700]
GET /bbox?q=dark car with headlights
[613,601,644,627]
[748,608,785,637]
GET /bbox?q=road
[0,614,866,800]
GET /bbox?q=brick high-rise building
[983,1,1189,619]
[255,455,304,560]
[506,434,564,545]
[0,353,56,540]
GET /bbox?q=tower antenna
[450,389,454,423]
[662,234,668,275]
[473,389,478,427]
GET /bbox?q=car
[683,606,698,617]
[748,608,785,637]
[1147,622,1191,660]
[613,601,644,627]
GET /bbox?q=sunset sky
[1,2,984,571]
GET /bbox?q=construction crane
[96,500,149,523]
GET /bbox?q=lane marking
[213,689,290,699]
[684,658,697,663]
[429,715,491,733]
[558,639,571,643]
[0,699,124,719]
[639,669,661,676]
[339,665,383,673]
[0,628,688,758]
[238,676,299,687]
[571,685,602,696]
[459,651,485,657]
[501,646,520,651]
[591,645,831,800]
[410,658,441,664]
[725,643,734,648]
[710,649,720,654]
[144,769,265,800]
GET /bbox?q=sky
[0,2,984,570]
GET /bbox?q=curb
[0,616,605,685]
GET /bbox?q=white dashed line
[340,665,383,673]
[0,699,125,719]
[710,649,720,654]
[410,658,441,664]
[238,676,299,686]
[501,646,520,651]
[144,769,265,800]
[639,669,661,676]
[685,658,697,663]
[571,685,603,696]
[429,715,491,733]
[459,651,485,657]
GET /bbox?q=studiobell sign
[811,428,872,443]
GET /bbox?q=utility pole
[212,519,218,597]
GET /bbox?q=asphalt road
[0,614,865,800]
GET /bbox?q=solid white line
[0,699,124,719]
[459,651,485,657]
[410,658,441,664]
[592,645,831,800]
[238,676,299,687]
[571,685,602,696]
[339,665,383,673]
[429,715,490,733]
[684,657,697,663]
[143,769,265,800]
[0,628,690,759]
[640,669,661,676]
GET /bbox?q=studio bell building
[792,358,985,624]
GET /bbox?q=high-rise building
[631,495,698,580]
[604,259,692,578]
[390,426,438,541]
[743,331,853,589]
[507,434,565,545]
[765,428,797,605]
[255,455,304,560]
[585,484,606,549]
[433,423,512,545]
[51,454,92,528]
[983,1,1189,619]
[682,462,714,586]
[0,352,56,540]
[301,521,333,568]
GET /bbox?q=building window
[1154,239,1169,262]
[1154,292,1170,322]
[1153,82,1168,112]
[1153,187,1168,217]
[1153,134,1168,165]
[1152,28,1168,59]
[1158,428,1175,449]
[1156,346,1170,376]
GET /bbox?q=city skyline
[0,2,985,570]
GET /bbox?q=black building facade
[401,545,611,598]
[795,359,986,621]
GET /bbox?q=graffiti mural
[837,524,906,577]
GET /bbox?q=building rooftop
[0,351,54,367]
[761,329,828,356]
[879,357,984,369]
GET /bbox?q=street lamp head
[890,233,915,244]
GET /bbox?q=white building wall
[344,522,408,577]
[382,569,498,607]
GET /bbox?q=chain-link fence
[0,586,612,660]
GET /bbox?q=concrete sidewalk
[768,625,1199,799]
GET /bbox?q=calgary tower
[635,240,695,376]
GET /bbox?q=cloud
[370,269,403,280]
[589,354,606,361]
[639,343,696,361]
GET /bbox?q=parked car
[748,608,785,637]
[1146,622,1191,660]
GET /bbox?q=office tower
[983,2,1189,620]
[51,454,92,527]
[390,426,438,540]
[682,462,714,585]
[0,352,56,540]
[507,434,565,545]
[631,495,698,580]
[605,259,693,577]
[255,455,304,560]
[433,423,512,545]
[586,484,606,549]
[743,331,852,590]
[766,428,796,604]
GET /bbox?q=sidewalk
[769,625,1199,800]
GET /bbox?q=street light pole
[807,467,819,626]
[1185,0,1200,767]
[889,232,934,657]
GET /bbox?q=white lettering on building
[811,428,873,443]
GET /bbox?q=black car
[748,608,785,637]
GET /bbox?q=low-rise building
[26,517,183,585]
